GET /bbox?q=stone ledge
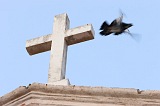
[1,83,160,106]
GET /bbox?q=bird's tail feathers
[100,21,109,30]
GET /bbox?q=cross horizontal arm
[26,34,52,55]
[65,24,94,45]
[26,24,94,55]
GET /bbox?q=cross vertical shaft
[48,14,69,84]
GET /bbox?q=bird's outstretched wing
[111,12,124,26]
[99,21,112,36]
[110,19,118,26]
[100,21,109,30]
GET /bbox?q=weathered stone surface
[26,34,52,55]
[25,13,95,85]
[65,24,94,45]
[1,83,160,106]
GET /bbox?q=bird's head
[124,23,133,29]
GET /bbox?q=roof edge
[1,83,160,105]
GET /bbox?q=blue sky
[1,0,160,96]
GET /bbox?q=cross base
[47,79,70,86]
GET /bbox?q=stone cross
[26,13,95,85]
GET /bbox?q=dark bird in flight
[100,13,133,36]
